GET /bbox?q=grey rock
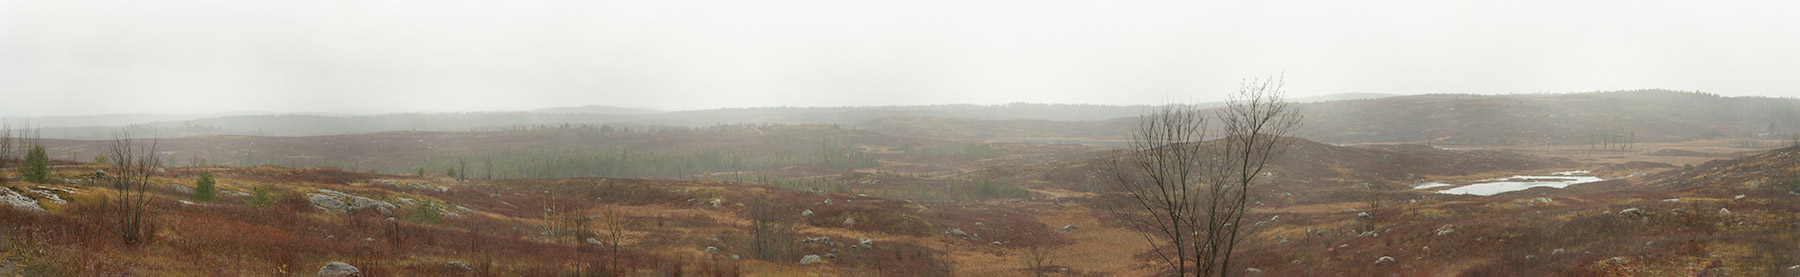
[801,209,815,217]
[446,262,474,272]
[168,184,194,194]
[705,246,720,254]
[859,238,873,249]
[1060,225,1079,233]
[1375,256,1396,265]
[317,262,360,277]
[800,255,822,265]
[308,194,349,213]
[842,217,856,227]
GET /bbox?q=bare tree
[1020,244,1057,277]
[1103,76,1300,276]
[599,208,630,274]
[107,129,162,246]
[0,121,14,183]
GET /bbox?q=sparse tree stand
[20,145,51,183]
[1103,76,1301,277]
[107,130,162,246]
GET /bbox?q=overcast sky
[2,0,1797,116]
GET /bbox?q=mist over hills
[21,90,1800,146]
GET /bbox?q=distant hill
[531,105,663,115]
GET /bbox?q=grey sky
[2,0,1797,116]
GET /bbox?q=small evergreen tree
[446,167,457,179]
[193,171,217,202]
[246,186,274,207]
[412,200,443,224]
[93,154,108,165]
[20,145,50,183]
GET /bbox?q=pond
[1416,171,1604,196]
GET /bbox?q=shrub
[193,171,217,202]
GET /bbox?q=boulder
[1719,208,1732,215]
[586,238,605,247]
[1552,248,1566,255]
[708,199,722,208]
[1435,224,1455,236]
[1356,212,1371,219]
[1620,208,1645,217]
[317,262,360,276]
[949,228,970,237]
[730,255,740,260]
[859,238,874,249]
[1607,257,1630,265]
[445,262,474,272]
[705,246,720,255]
[1060,225,1079,233]
[168,184,194,194]
[801,210,815,217]
[1375,256,1396,265]
[800,255,822,265]
[842,217,856,227]
[824,253,838,259]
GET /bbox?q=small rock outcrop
[1,188,46,213]
[1435,224,1455,236]
[705,246,720,254]
[1375,256,1396,265]
[586,238,605,247]
[842,217,856,227]
[948,228,970,237]
[1060,225,1079,233]
[800,255,822,265]
[858,238,874,249]
[317,262,361,276]
[801,210,815,217]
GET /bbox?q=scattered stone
[1435,224,1455,236]
[179,200,196,205]
[801,210,815,217]
[586,238,605,247]
[1375,256,1396,265]
[705,246,720,255]
[730,255,740,260]
[991,241,1003,245]
[1733,194,1746,200]
[317,262,361,277]
[708,199,722,208]
[825,253,838,259]
[1607,257,1630,265]
[824,198,832,205]
[1719,208,1732,215]
[1060,225,1079,233]
[1246,268,1263,275]
[28,189,67,204]
[153,167,166,173]
[1662,198,1680,202]
[974,222,983,226]
[842,217,856,227]
[859,238,874,249]
[800,255,822,265]
[1357,212,1371,218]
[1552,248,1566,255]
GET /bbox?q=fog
[3,0,1797,116]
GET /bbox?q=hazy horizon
[5,0,1797,117]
